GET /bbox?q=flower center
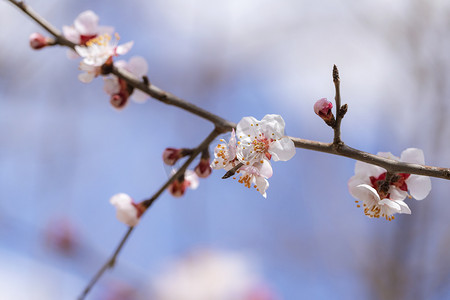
[80,34,97,46]
[85,33,112,47]
[251,134,272,160]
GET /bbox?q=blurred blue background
[1,0,450,299]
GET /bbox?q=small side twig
[332,65,347,145]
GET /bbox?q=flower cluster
[29,10,148,110]
[212,114,296,198]
[348,148,432,220]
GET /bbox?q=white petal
[258,159,273,178]
[114,60,127,69]
[378,151,399,161]
[228,129,237,159]
[395,200,412,214]
[74,45,89,57]
[269,137,295,161]
[74,10,99,35]
[97,25,114,36]
[126,56,148,77]
[236,116,259,138]
[66,49,80,59]
[348,175,370,198]
[379,199,401,212]
[354,160,385,178]
[388,185,408,201]
[103,77,120,95]
[352,184,380,202]
[110,193,140,226]
[260,114,286,138]
[116,41,134,55]
[78,72,95,83]
[255,176,269,198]
[406,175,431,200]
[185,170,199,190]
[400,148,425,165]
[62,26,80,43]
[131,90,149,103]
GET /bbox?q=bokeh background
[1,0,450,299]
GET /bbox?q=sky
[1,0,450,299]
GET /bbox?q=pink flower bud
[168,178,189,197]
[110,93,129,110]
[163,148,183,165]
[195,158,212,178]
[168,171,199,197]
[29,32,50,50]
[314,98,334,124]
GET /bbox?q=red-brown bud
[29,33,50,50]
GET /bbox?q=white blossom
[110,193,143,226]
[236,114,295,164]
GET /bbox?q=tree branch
[77,128,220,299]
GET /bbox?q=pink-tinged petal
[348,175,369,197]
[379,199,401,212]
[260,114,286,138]
[103,77,120,95]
[114,60,127,69]
[97,25,114,36]
[116,41,134,55]
[255,176,269,198]
[126,56,148,77]
[74,45,89,57]
[74,10,99,35]
[354,160,385,178]
[131,90,149,103]
[395,200,412,214]
[62,26,80,43]
[400,148,425,165]
[78,72,95,83]
[377,151,400,161]
[268,137,295,161]
[228,129,237,159]
[110,193,140,226]
[258,160,273,178]
[186,170,199,190]
[406,174,431,200]
[236,116,260,138]
[352,184,380,202]
[388,185,408,201]
[66,49,80,59]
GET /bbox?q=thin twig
[290,137,450,180]
[332,65,344,144]
[78,227,134,300]
[8,0,76,49]
[111,66,236,133]
[77,128,220,299]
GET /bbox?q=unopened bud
[29,33,50,50]
[110,93,129,110]
[168,177,189,197]
[162,148,193,166]
[195,158,212,178]
[314,98,335,125]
